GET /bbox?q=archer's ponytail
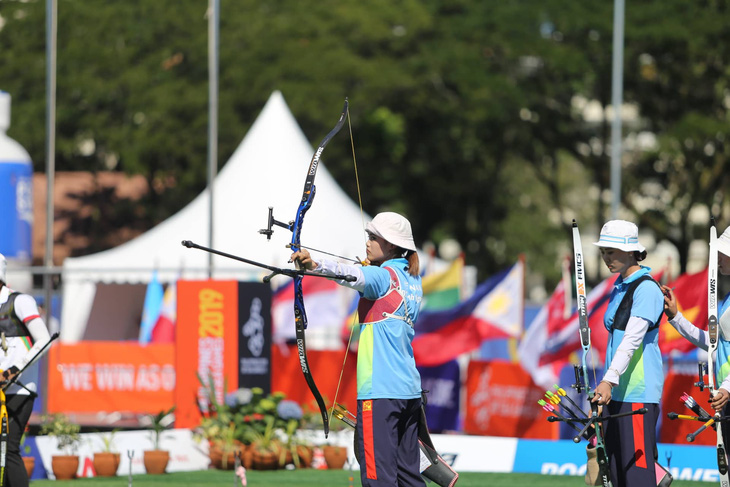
[406,251,420,277]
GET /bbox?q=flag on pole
[151,279,177,343]
[271,277,353,344]
[420,256,464,312]
[518,275,614,388]
[413,259,524,367]
[139,271,164,344]
[659,268,708,355]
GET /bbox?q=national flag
[340,257,465,351]
[518,274,615,388]
[339,291,361,350]
[659,269,708,355]
[519,267,668,388]
[151,279,177,344]
[413,259,524,367]
[271,277,355,345]
[420,256,464,312]
[139,271,164,344]
[518,279,571,388]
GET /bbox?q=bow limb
[289,99,349,438]
[571,220,612,487]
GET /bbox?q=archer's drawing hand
[712,388,730,412]
[661,285,678,320]
[291,250,316,271]
[591,381,613,406]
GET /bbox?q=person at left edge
[0,253,52,486]
[591,220,664,487]
[292,212,425,487]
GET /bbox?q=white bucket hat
[0,253,6,284]
[365,212,417,252]
[593,220,646,252]
[718,226,730,258]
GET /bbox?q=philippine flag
[412,259,524,367]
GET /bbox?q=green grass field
[27,469,714,486]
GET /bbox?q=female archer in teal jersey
[591,220,665,487]
[662,225,730,433]
[292,211,425,487]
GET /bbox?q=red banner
[464,360,557,439]
[660,371,715,445]
[271,344,358,420]
[47,342,174,414]
[175,280,240,428]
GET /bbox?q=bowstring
[330,103,366,427]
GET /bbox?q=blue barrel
[0,91,33,260]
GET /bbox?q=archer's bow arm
[311,259,366,292]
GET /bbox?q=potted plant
[208,422,245,470]
[322,444,348,470]
[321,416,348,470]
[92,430,121,477]
[39,413,81,480]
[143,406,175,474]
[276,400,311,468]
[248,416,281,470]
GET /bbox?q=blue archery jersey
[356,258,423,400]
[603,267,664,404]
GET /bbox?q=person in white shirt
[0,253,52,486]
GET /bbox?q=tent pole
[207,0,220,279]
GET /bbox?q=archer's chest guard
[0,293,31,338]
[357,267,413,327]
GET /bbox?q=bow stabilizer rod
[181,240,356,283]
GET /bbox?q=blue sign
[514,438,720,480]
[0,161,33,259]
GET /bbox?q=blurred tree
[1,0,728,287]
[620,0,730,274]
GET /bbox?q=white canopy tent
[61,91,374,342]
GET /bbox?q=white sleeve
[603,316,650,386]
[12,294,52,370]
[313,259,366,292]
[20,318,52,369]
[668,312,709,350]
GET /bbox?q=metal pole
[610,0,625,220]
[207,0,220,278]
[43,0,57,415]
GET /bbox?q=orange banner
[464,360,557,439]
[47,342,174,414]
[175,280,239,428]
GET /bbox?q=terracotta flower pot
[22,456,35,478]
[143,450,170,475]
[93,452,121,477]
[250,449,279,470]
[323,445,348,470]
[51,455,79,480]
[209,441,245,470]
